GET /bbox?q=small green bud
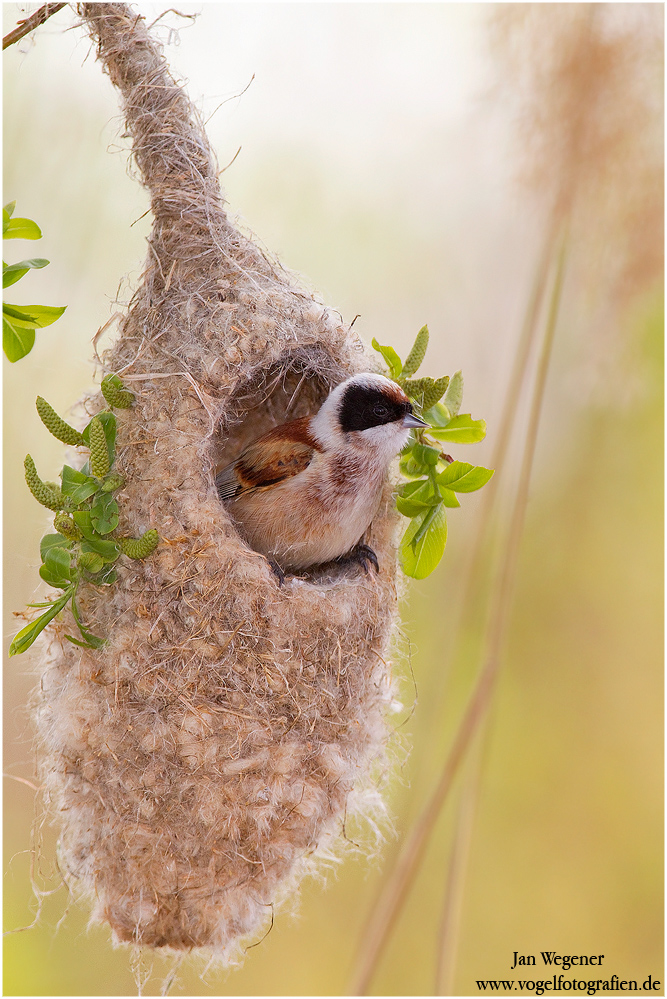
[401,325,429,378]
[101,473,125,493]
[35,397,84,446]
[89,417,110,477]
[101,373,134,409]
[24,455,68,511]
[53,513,82,541]
[120,529,159,560]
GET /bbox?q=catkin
[400,324,429,377]
[401,375,450,411]
[101,373,135,409]
[421,375,451,411]
[88,417,110,477]
[36,396,85,446]
[119,529,159,559]
[24,455,67,511]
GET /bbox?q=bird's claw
[267,558,286,587]
[338,543,379,575]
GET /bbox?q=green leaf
[90,492,119,535]
[40,534,70,561]
[70,595,105,649]
[3,315,36,361]
[371,338,403,379]
[437,460,495,492]
[423,401,451,427]
[60,465,99,502]
[396,478,440,517]
[398,477,438,501]
[78,551,105,574]
[412,442,440,467]
[4,217,42,240]
[399,451,429,478]
[71,511,96,541]
[400,503,448,579]
[96,565,118,586]
[81,538,121,562]
[82,411,117,467]
[9,588,72,656]
[64,634,97,648]
[43,545,72,581]
[39,564,71,588]
[2,302,65,327]
[4,201,16,221]
[3,258,49,288]
[438,486,461,508]
[443,370,464,417]
[428,414,487,445]
[2,305,38,328]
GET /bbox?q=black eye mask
[339,384,411,432]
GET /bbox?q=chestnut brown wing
[216,417,321,498]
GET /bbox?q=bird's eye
[373,403,389,420]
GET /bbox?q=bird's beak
[402,412,429,430]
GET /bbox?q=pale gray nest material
[35,3,403,956]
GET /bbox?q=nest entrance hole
[211,349,364,584]
[212,348,342,466]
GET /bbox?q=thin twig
[348,232,568,997]
[3,3,67,50]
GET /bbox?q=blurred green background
[3,4,662,996]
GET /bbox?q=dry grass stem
[2,2,66,50]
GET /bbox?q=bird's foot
[267,558,286,587]
[337,543,379,575]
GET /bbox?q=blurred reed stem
[434,231,569,992]
[455,221,559,633]
[434,749,483,996]
[348,230,568,997]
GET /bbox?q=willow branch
[3,3,66,50]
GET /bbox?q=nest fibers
[34,3,405,956]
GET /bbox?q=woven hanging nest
[35,3,403,956]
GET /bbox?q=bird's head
[311,372,428,462]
